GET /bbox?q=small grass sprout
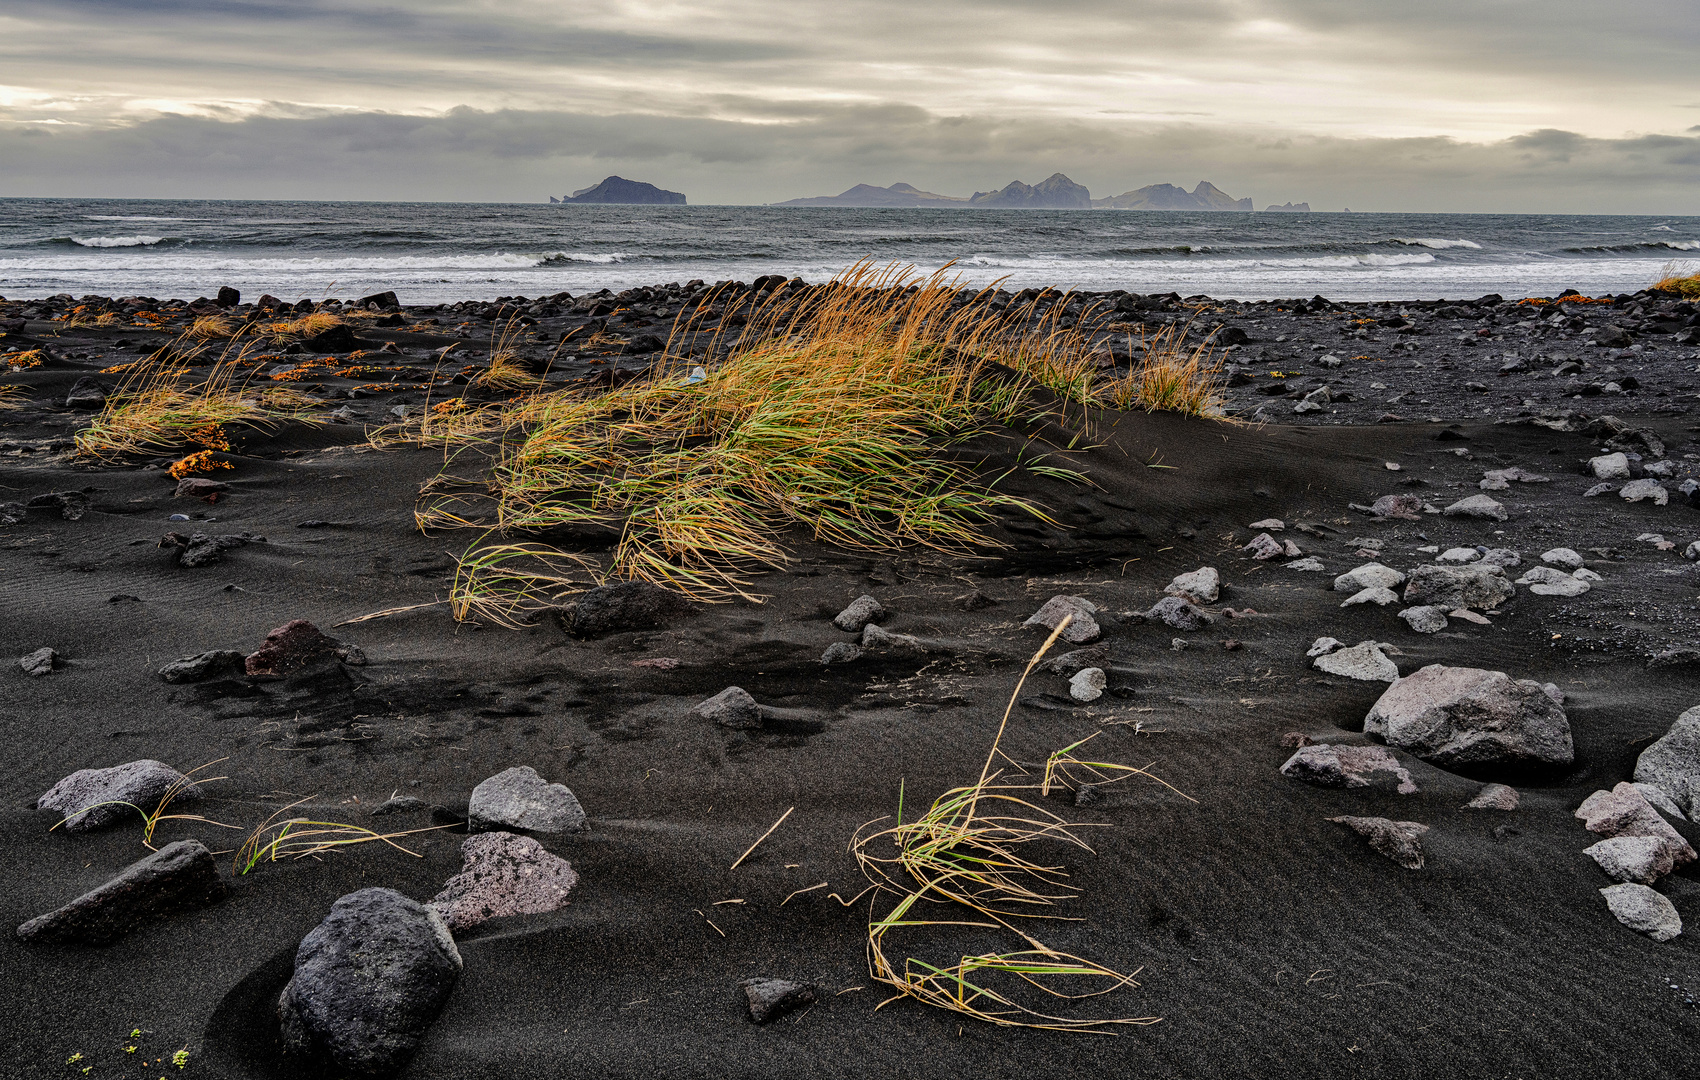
[848,616,1192,1033]
[234,797,450,875]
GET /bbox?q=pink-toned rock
[244,620,365,678]
[1575,782,1696,866]
[1281,744,1417,794]
[430,832,579,933]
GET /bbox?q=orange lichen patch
[432,399,467,415]
[185,424,230,451]
[167,450,233,479]
[352,382,433,392]
[6,349,43,370]
[1518,295,1610,306]
[101,361,143,375]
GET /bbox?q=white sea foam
[70,235,168,247]
[1390,237,1483,250]
[83,215,187,222]
[1659,240,1700,251]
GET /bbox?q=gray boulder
[1398,606,1450,634]
[1164,567,1220,603]
[1364,665,1574,768]
[1620,479,1668,505]
[16,839,227,945]
[1584,836,1677,886]
[1589,452,1630,480]
[157,650,246,684]
[1599,883,1682,942]
[1634,704,1700,820]
[1575,782,1696,865]
[740,977,818,1023]
[1329,815,1429,869]
[1442,494,1508,520]
[1243,533,1284,559]
[1402,564,1515,610]
[1313,641,1399,683]
[466,766,587,834]
[430,832,579,933]
[1478,547,1521,568]
[1068,668,1106,703]
[1542,547,1584,571]
[1145,595,1214,631]
[37,760,201,833]
[819,642,863,665]
[1369,494,1423,520]
[20,647,57,677]
[1307,637,1344,658]
[1280,744,1417,794]
[1024,596,1100,643]
[278,888,463,1078]
[689,686,762,729]
[832,595,885,632]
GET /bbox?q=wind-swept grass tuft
[1097,321,1228,418]
[48,760,242,850]
[847,617,1192,1032]
[234,796,450,876]
[1654,261,1700,298]
[472,314,546,391]
[185,314,236,340]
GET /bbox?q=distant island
[551,176,685,205]
[772,174,1304,211]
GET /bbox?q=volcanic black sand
[4,282,1700,1079]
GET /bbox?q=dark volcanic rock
[833,595,886,632]
[1024,595,1101,643]
[1633,704,1700,820]
[16,839,226,945]
[37,760,201,832]
[689,686,763,730]
[565,581,696,638]
[174,476,229,500]
[1364,664,1573,768]
[302,323,360,353]
[215,286,240,308]
[1145,595,1214,631]
[1402,564,1515,611]
[29,491,91,520]
[278,888,462,1079]
[160,530,265,568]
[357,290,399,310]
[740,977,818,1023]
[430,832,579,932]
[1328,815,1430,869]
[158,649,246,683]
[20,646,57,676]
[467,766,587,833]
[245,620,363,678]
[63,376,108,410]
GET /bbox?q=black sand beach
[5,282,1700,1079]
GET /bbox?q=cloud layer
[2,1,1697,209]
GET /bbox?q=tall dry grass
[1654,261,1700,298]
[417,261,1229,611]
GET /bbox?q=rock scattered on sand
[1313,640,1400,682]
[690,687,762,729]
[370,796,432,817]
[19,646,57,677]
[1620,479,1668,505]
[63,376,108,410]
[1069,668,1107,702]
[832,595,886,632]
[1403,564,1515,610]
[430,832,579,933]
[16,839,227,945]
[819,642,862,665]
[1398,606,1450,634]
[1598,883,1682,942]
[1145,595,1214,631]
[740,977,818,1024]
[1243,533,1284,559]
[157,649,246,683]
[1248,518,1285,531]
[1328,815,1429,869]
[1436,547,1481,564]
[564,581,696,638]
[1284,556,1326,572]
[245,620,364,678]
[1307,637,1344,658]
[1479,547,1521,568]
[1583,482,1614,497]
[37,760,201,833]
[278,888,463,1078]
[467,766,587,834]
[160,530,265,568]
[1164,567,1220,604]
[1364,664,1574,768]
[1280,744,1417,793]
[1024,595,1101,643]
[860,623,935,653]
[1575,782,1696,865]
[1369,494,1423,520]
[1442,494,1509,520]
[1542,547,1585,570]
[1041,645,1110,676]
[1589,452,1631,480]
[1518,565,1592,597]
[1463,784,1520,811]
[1342,586,1400,607]
[1584,836,1677,886]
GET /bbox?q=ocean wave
[537,252,629,265]
[1660,240,1700,251]
[83,215,187,223]
[1390,237,1483,250]
[70,235,170,248]
[1566,240,1700,253]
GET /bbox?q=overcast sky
[2,0,1697,211]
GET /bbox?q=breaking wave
[1390,237,1483,250]
[69,235,169,248]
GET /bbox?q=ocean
[1,197,1695,304]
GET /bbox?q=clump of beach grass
[848,617,1191,1032]
[1654,261,1700,299]
[234,797,449,876]
[75,332,319,461]
[472,314,547,391]
[1097,321,1228,417]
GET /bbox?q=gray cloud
[4,106,1699,212]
